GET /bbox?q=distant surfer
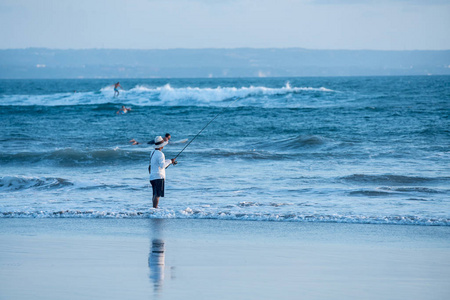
[130,133,171,145]
[116,105,131,115]
[149,136,177,208]
[113,82,122,97]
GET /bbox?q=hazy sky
[1,0,449,50]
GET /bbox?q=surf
[0,82,334,107]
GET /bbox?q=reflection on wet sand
[149,238,165,292]
[148,219,166,293]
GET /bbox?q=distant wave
[379,187,444,193]
[340,174,449,185]
[0,175,143,192]
[0,146,352,165]
[255,135,329,151]
[0,148,149,166]
[0,83,334,107]
[0,209,448,226]
[2,146,449,168]
[348,188,445,196]
[0,148,277,166]
[0,176,73,191]
[0,144,324,165]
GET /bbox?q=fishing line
[172,96,243,162]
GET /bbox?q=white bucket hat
[154,136,168,149]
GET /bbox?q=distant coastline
[1,48,449,79]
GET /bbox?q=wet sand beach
[1,219,449,300]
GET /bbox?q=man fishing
[147,96,241,209]
[149,136,177,208]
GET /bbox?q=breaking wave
[0,83,334,107]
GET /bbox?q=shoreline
[1,219,449,300]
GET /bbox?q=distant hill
[0,48,449,78]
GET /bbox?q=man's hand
[171,158,177,165]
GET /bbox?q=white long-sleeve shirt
[149,150,172,180]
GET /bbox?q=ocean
[0,76,449,225]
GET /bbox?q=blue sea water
[0,76,449,225]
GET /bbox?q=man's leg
[152,195,160,208]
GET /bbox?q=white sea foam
[0,209,448,226]
[0,83,334,107]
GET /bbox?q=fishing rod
[171,96,243,164]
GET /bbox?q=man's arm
[157,152,172,169]
[163,158,172,169]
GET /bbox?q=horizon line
[1,47,450,52]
